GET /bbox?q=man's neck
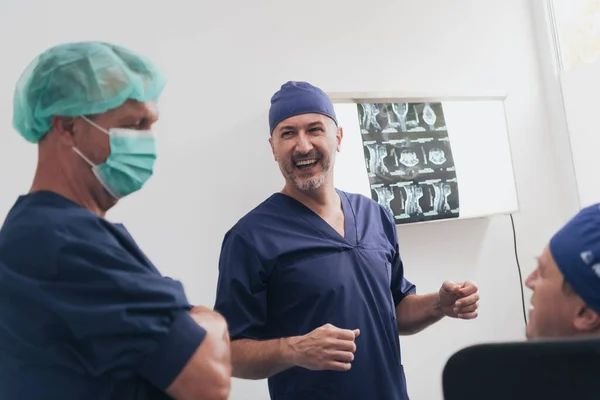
[30,159,107,217]
[281,182,340,216]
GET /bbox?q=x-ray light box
[330,93,519,225]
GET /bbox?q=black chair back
[442,337,600,400]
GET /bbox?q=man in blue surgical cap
[526,204,600,340]
[214,81,480,400]
[0,42,230,400]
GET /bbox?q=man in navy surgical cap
[214,81,481,400]
[526,204,600,339]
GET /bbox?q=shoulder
[3,198,112,244]
[340,189,378,208]
[219,192,313,264]
[2,191,107,229]
[0,193,126,276]
[223,193,290,243]
[234,193,291,228]
[0,194,86,249]
[338,189,397,241]
[339,189,394,224]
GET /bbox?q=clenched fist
[288,323,360,372]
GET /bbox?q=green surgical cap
[13,41,167,143]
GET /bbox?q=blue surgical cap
[13,41,167,143]
[550,203,600,314]
[268,81,337,135]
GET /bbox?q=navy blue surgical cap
[268,81,337,135]
[550,203,600,314]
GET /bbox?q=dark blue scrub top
[0,191,206,400]
[214,189,416,400]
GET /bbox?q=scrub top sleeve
[390,249,417,306]
[136,311,207,390]
[385,210,417,306]
[49,239,205,390]
[214,229,268,340]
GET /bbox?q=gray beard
[282,158,331,191]
[293,173,326,191]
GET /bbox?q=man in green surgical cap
[0,41,231,400]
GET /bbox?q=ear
[51,116,77,146]
[574,305,600,332]
[336,126,344,152]
[268,136,277,161]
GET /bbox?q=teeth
[296,159,316,166]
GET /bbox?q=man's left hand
[437,280,479,319]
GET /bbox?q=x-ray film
[358,102,459,224]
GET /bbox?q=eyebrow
[278,125,295,132]
[278,121,325,132]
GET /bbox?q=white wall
[559,60,600,209]
[529,0,581,217]
[0,1,568,399]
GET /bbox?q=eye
[309,127,324,133]
[136,118,152,129]
[281,131,293,137]
[537,267,544,279]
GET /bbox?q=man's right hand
[287,323,360,372]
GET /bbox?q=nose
[294,131,313,153]
[525,270,537,290]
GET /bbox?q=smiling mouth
[294,159,319,170]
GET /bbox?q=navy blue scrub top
[214,189,416,400]
[0,191,206,400]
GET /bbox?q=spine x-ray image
[359,101,459,224]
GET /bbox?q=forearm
[395,293,443,335]
[230,338,296,380]
[168,310,232,400]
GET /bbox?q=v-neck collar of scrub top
[272,188,358,248]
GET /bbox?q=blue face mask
[73,116,157,199]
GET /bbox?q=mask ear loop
[72,116,122,200]
[81,115,110,135]
[73,116,111,167]
[72,147,96,167]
